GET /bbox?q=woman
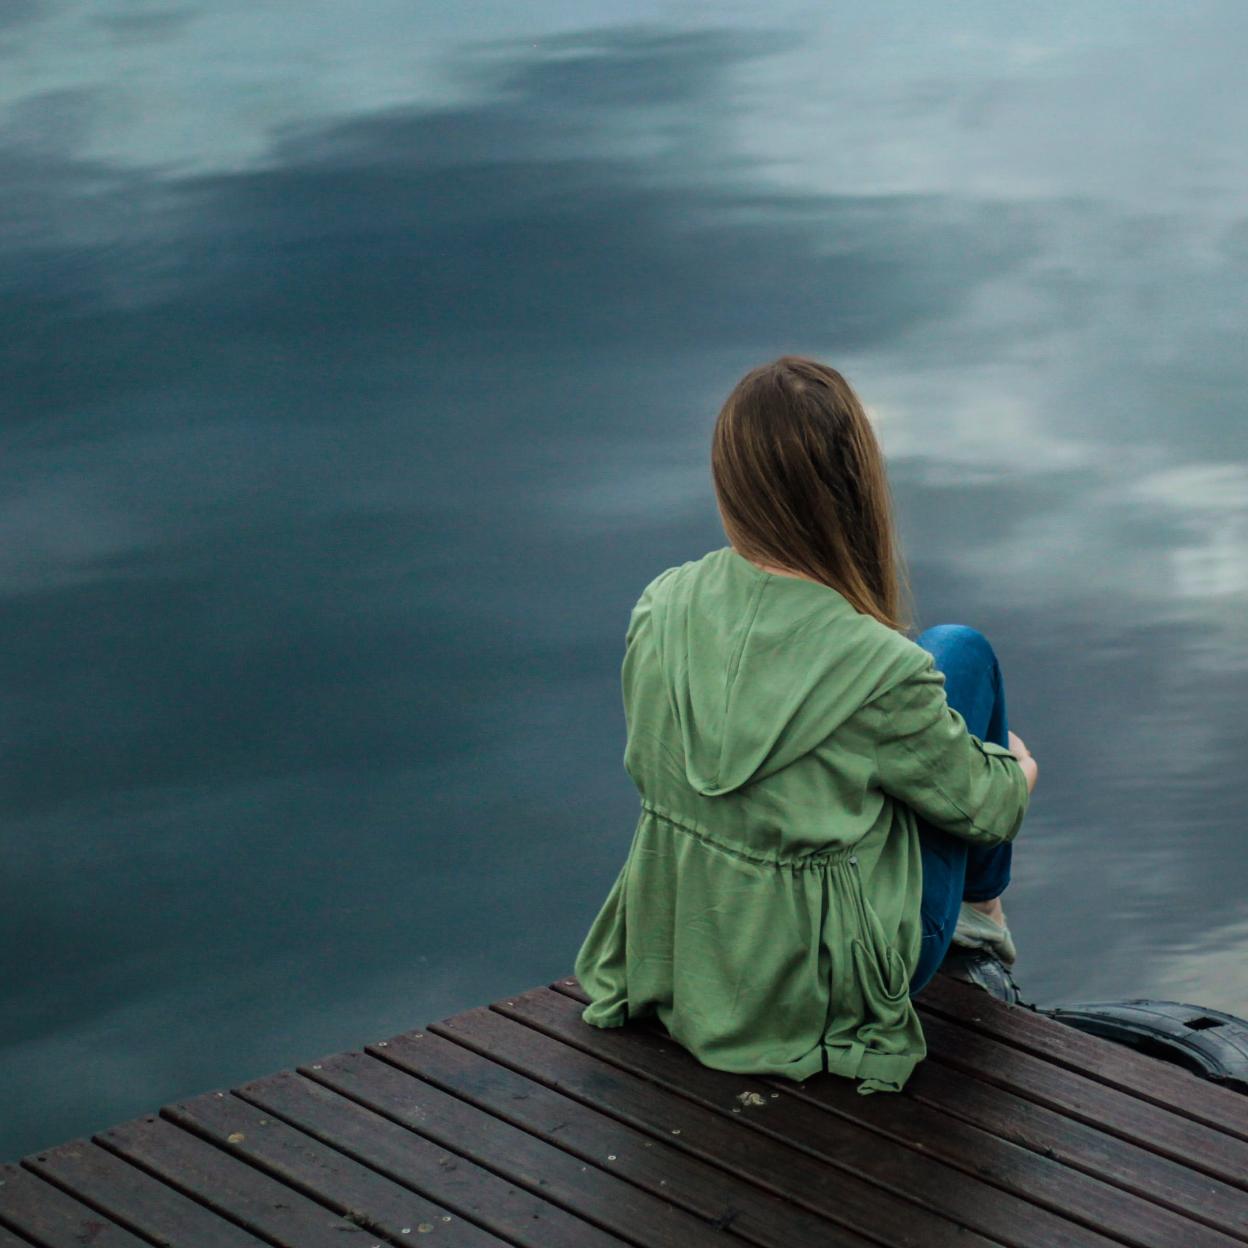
[573,355,1039,1096]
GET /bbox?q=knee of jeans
[916,623,998,669]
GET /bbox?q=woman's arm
[859,657,1032,846]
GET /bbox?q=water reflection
[2,5,1246,1159]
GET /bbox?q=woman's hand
[1008,730,1039,794]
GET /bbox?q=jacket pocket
[846,858,910,1005]
[851,935,909,1004]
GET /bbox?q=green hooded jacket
[573,544,1030,1094]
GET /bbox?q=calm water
[3,1,1248,1159]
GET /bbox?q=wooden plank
[297,1048,727,1248]
[431,997,1011,1248]
[554,976,1248,1244]
[165,1089,508,1248]
[491,987,1152,1248]
[237,1069,626,1248]
[904,1058,1248,1243]
[917,1009,1248,1190]
[13,966,1247,1248]
[0,1164,149,1248]
[24,1140,267,1247]
[363,1021,876,1248]
[918,974,1248,1141]
[780,1047,1242,1248]
[95,1114,379,1247]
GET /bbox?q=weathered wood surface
[3,970,1247,1247]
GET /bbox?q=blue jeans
[906,624,1013,997]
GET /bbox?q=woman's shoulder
[838,612,937,705]
[638,561,687,600]
[624,562,687,648]
[630,561,688,612]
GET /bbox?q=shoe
[950,900,1017,965]
[940,946,1023,1005]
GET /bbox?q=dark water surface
[3,2,1248,1158]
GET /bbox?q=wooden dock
[3,972,1247,1247]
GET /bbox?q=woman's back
[574,544,1029,1095]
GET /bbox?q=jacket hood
[640,546,929,797]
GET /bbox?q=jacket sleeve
[859,655,1030,847]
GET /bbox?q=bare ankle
[968,896,1005,920]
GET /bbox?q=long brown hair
[710,355,915,634]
